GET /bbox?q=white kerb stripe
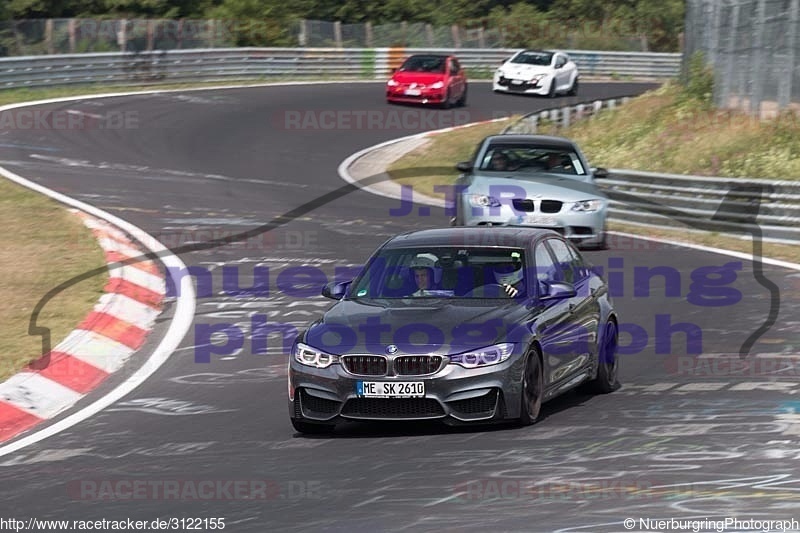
[0,373,84,418]
[79,218,130,244]
[108,266,165,295]
[94,293,161,329]
[97,237,141,258]
[55,330,134,373]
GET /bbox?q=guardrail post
[575,103,585,120]
[781,0,799,109]
[425,24,435,46]
[117,19,127,52]
[334,21,343,48]
[593,100,603,116]
[751,0,767,117]
[147,19,155,51]
[298,19,307,46]
[68,19,76,53]
[45,19,54,54]
[561,106,571,128]
[366,22,373,47]
[451,24,461,48]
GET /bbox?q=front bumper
[288,352,526,424]
[493,75,551,96]
[460,201,607,246]
[386,86,447,104]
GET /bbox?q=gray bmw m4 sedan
[288,227,620,434]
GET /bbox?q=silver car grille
[512,199,563,213]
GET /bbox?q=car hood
[499,63,552,79]
[304,298,531,355]
[391,71,446,85]
[469,174,606,201]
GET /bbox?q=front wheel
[587,321,620,394]
[518,347,544,425]
[568,77,579,96]
[456,85,468,107]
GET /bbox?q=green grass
[0,179,107,382]
[387,81,800,264]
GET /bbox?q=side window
[533,242,557,293]
[546,238,577,284]
[564,241,588,281]
[452,59,461,74]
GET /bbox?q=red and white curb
[0,211,166,442]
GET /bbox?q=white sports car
[493,50,579,97]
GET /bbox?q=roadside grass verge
[386,81,800,264]
[0,179,107,382]
[389,118,517,198]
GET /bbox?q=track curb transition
[0,210,166,442]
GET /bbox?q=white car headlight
[468,194,502,207]
[450,343,515,368]
[571,199,604,212]
[293,342,339,369]
[430,81,445,89]
[530,74,546,82]
[387,79,399,86]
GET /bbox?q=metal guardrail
[503,100,800,243]
[0,48,681,90]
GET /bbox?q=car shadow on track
[291,388,597,439]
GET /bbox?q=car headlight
[449,343,515,368]
[571,199,604,212]
[468,194,502,207]
[430,81,445,89]
[387,79,399,86]
[293,342,339,369]
[530,74,546,82]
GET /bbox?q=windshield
[399,55,447,73]
[349,247,528,299]
[479,144,586,175]
[510,52,553,66]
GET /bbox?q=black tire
[456,85,468,107]
[587,321,620,394]
[548,78,557,98]
[568,77,579,96]
[441,88,452,109]
[518,347,544,425]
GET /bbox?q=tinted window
[400,55,446,73]
[533,243,558,294]
[510,51,553,66]
[349,247,528,299]
[546,238,579,284]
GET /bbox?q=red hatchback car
[386,54,468,108]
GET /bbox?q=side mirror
[539,281,576,301]
[592,167,609,179]
[456,161,472,172]
[322,280,351,300]
[391,67,398,74]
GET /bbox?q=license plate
[510,79,524,85]
[356,381,425,398]
[404,89,421,96]
[522,215,557,226]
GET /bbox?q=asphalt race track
[2,81,800,532]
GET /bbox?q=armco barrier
[0,48,681,90]
[503,101,800,243]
